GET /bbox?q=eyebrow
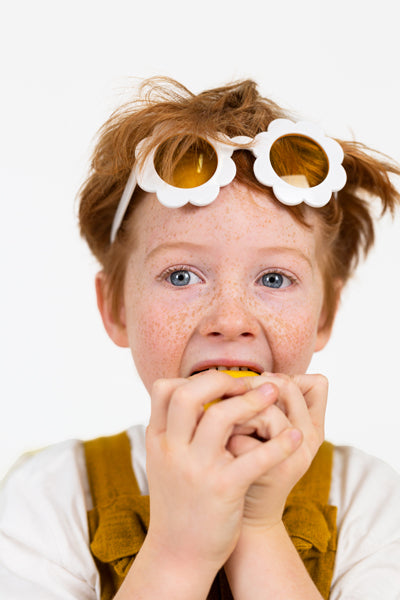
[145,242,207,263]
[145,241,313,268]
[255,245,313,268]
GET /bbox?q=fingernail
[258,383,276,400]
[288,428,302,445]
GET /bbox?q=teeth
[192,365,259,375]
[216,366,253,372]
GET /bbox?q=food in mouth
[204,369,259,410]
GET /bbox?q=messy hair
[78,77,400,329]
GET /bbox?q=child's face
[103,181,332,393]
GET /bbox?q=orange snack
[204,370,259,410]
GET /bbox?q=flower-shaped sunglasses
[110,118,347,243]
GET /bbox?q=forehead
[130,181,320,260]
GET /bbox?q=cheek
[265,305,321,374]
[125,291,198,389]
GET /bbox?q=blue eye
[167,269,201,286]
[261,272,292,289]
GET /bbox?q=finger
[231,403,290,442]
[261,373,311,432]
[165,370,257,446]
[228,428,303,490]
[148,377,187,435]
[190,383,278,458]
[291,373,328,435]
[227,432,260,456]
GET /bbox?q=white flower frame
[250,119,347,208]
[135,135,237,208]
[110,119,347,243]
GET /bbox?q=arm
[224,373,327,599]
[224,522,323,600]
[226,444,400,600]
[113,534,216,600]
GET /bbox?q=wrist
[115,532,218,600]
[228,519,287,558]
[225,521,323,600]
[242,508,285,534]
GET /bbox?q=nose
[198,288,260,340]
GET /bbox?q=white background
[1,0,400,480]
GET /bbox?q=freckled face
[120,181,328,393]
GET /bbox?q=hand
[226,373,328,530]
[144,371,302,575]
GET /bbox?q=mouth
[190,363,263,376]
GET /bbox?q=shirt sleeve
[330,445,400,599]
[0,439,100,599]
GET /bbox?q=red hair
[78,77,400,329]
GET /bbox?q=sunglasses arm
[110,166,138,244]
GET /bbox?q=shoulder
[1,437,92,516]
[0,425,147,597]
[1,423,148,534]
[0,438,98,597]
[1,437,90,519]
[331,445,400,531]
[330,445,400,598]
[4,435,87,483]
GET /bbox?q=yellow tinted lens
[154,137,218,189]
[270,134,329,188]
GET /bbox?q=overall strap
[84,431,140,504]
[84,431,149,600]
[283,441,337,599]
[289,440,333,504]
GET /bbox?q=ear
[314,279,343,352]
[314,317,333,352]
[95,271,129,348]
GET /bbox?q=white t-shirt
[1,424,400,599]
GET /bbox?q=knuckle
[314,373,329,390]
[170,385,189,407]
[275,372,291,383]
[151,377,169,397]
[151,377,187,400]
[206,400,229,422]
[277,375,293,395]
